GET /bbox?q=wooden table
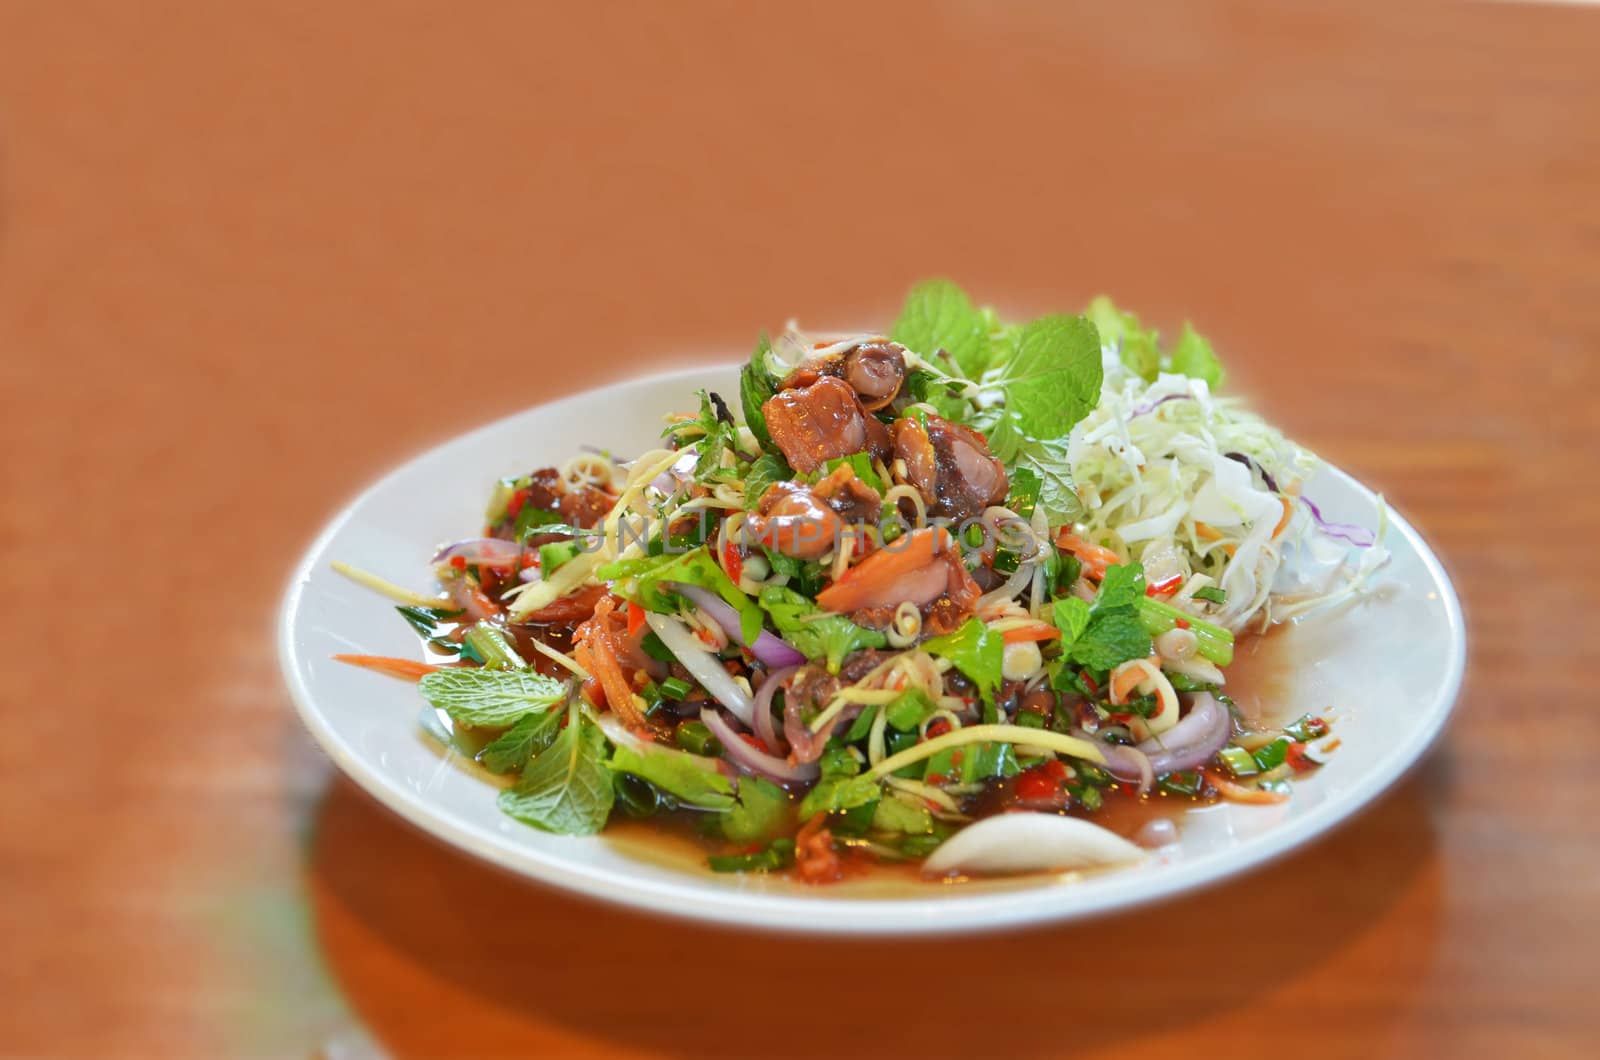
[4,2,1597,1056]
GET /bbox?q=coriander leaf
[992,314,1103,438]
[417,668,568,728]
[1085,296,1160,381]
[721,776,787,842]
[1069,610,1152,671]
[892,279,992,378]
[872,794,933,835]
[1193,585,1227,604]
[497,702,614,835]
[1051,596,1092,644]
[740,335,777,448]
[758,586,887,674]
[608,744,736,811]
[1169,322,1225,389]
[479,709,563,774]
[885,688,937,731]
[920,618,1003,701]
[799,773,880,819]
[599,546,764,644]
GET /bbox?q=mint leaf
[479,709,562,774]
[993,314,1103,438]
[1009,437,1081,524]
[903,367,973,422]
[1095,562,1147,609]
[721,776,788,842]
[1059,562,1153,672]
[920,618,1003,701]
[892,279,992,378]
[742,453,790,510]
[1069,610,1152,672]
[740,335,777,448]
[1052,596,1091,643]
[1085,296,1160,381]
[1169,323,1225,389]
[497,703,615,835]
[417,669,568,728]
[758,586,887,673]
[608,743,736,811]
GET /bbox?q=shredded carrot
[1054,531,1122,579]
[795,814,843,884]
[1110,662,1152,702]
[1271,496,1294,539]
[1204,769,1290,805]
[332,654,445,681]
[1194,522,1223,542]
[574,598,648,731]
[1002,624,1062,645]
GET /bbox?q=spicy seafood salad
[334,282,1386,883]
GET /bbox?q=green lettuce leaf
[1169,323,1224,388]
[1086,295,1160,381]
[608,743,736,811]
[721,776,788,842]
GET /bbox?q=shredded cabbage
[1067,348,1388,633]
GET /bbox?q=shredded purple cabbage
[1299,495,1377,548]
[1223,451,1376,547]
[1130,393,1192,418]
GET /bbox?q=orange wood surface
[3,2,1597,1056]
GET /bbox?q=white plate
[279,364,1465,934]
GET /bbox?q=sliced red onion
[669,583,805,668]
[1086,737,1155,794]
[643,612,755,725]
[518,566,543,583]
[1131,392,1192,418]
[700,707,820,784]
[1299,495,1377,548]
[1137,692,1232,775]
[784,687,859,765]
[648,448,699,495]
[1224,451,1281,494]
[432,537,523,568]
[753,664,799,754]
